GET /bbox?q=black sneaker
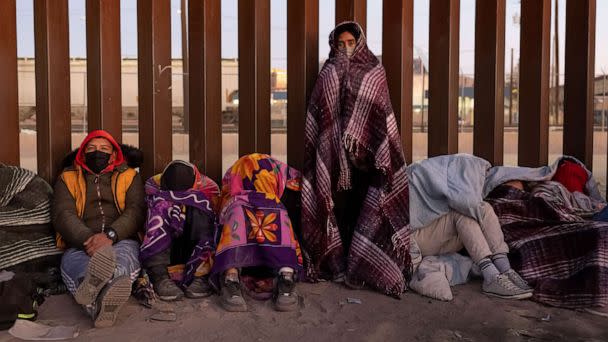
[154,278,184,301]
[74,246,116,305]
[220,274,247,312]
[274,272,298,312]
[185,277,213,299]
[93,276,132,328]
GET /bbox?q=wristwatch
[104,227,118,243]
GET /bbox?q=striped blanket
[0,164,61,270]
[486,185,608,309]
[301,22,411,297]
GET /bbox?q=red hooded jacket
[75,130,125,174]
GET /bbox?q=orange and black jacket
[51,130,145,250]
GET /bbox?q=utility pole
[509,48,514,126]
[421,60,426,132]
[553,0,560,126]
[181,0,189,132]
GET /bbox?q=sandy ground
[1,281,607,342]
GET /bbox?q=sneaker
[184,277,213,299]
[154,278,184,301]
[274,272,298,312]
[74,246,116,305]
[482,273,533,300]
[93,276,132,328]
[220,274,247,312]
[504,269,533,293]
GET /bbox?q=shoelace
[497,274,520,291]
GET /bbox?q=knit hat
[552,160,588,193]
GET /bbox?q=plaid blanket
[486,185,608,309]
[301,22,410,297]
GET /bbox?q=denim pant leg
[60,248,91,296]
[113,239,141,284]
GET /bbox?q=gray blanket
[483,156,603,200]
[407,154,491,229]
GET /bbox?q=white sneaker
[482,273,533,300]
[504,269,533,293]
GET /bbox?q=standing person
[140,160,220,301]
[52,130,145,328]
[301,22,411,297]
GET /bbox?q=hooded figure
[140,160,220,301]
[211,154,303,312]
[301,22,411,297]
[52,129,145,328]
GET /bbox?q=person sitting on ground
[411,201,533,300]
[140,160,220,301]
[52,130,145,328]
[211,154,303,312]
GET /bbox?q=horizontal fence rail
[0,0,600,194]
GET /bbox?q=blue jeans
[592,206,608,222]
[60,239,141,297]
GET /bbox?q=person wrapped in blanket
[140,160,220,301]
[485,159,608,315]
[301,21,411,298]
[211,154,303,312]
[502,159,606,220]
[408,154,533,300]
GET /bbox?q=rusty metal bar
[287,0,319,170]
[86,0,122,141]
[382,0,413,164]
[518,0,551,167]
[188,0,222,182]
[0,0,19,166]
[335,0,366,33]
[137,0,172,178]
[428,0,459,157]
[473,0,505,166]
[34,0,71,183]
[564,0,595,169]
[238,0,271,156]
[181,0,189,133]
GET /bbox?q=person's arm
[109,173,146,241]
[52,179,94,249]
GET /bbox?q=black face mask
[85,151,112,174]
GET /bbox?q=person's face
[337,31,356,51]
[85,137,116,164]
[503,180,525,191]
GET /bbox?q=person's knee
[478,201,498,220]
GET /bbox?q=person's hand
[168,204,183,220]
[83,233,113,256]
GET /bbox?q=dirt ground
[1,280,607,342]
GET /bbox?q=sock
[278,267,294,275]
[225,268,239,282]
[479,257,500,283]
[491,253,511,273]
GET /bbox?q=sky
[14,0,608,77]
